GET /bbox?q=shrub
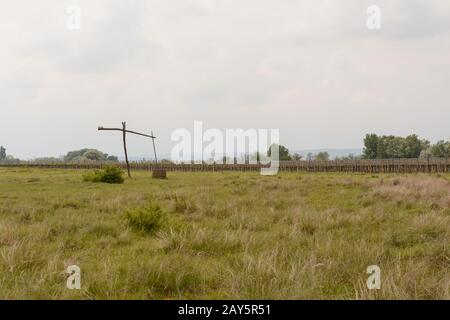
[82,166,124,184]
[126,203,166,234]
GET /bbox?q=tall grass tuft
[126,203,166,235]
[172,195,197,214]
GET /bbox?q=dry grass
[0,168,449,299]
[372,175,450,209]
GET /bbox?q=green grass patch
[0,168,448,299]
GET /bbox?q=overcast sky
[1,0,449,159]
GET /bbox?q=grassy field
[0,167,449,299]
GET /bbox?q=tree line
[362,134,450,159]
[0,146,119,164]
[270,134,449,162]
[1,135,449,164]
[0,146,19,163]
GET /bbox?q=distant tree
[362,134,379,159]
[83,150,106,161]
[381,135,428,158]
[106,155,119,162]
[362,134,429,159]
[64,148,89,161]
[430,140,450,158]
[64,148,118,162]
[376,136,387,159]
[292,153,303,161]
[315,151,330,161]
[383,136,404,158]
[33,157,62,163]
[247,152,260,163]
[306,152,313,161]
[1,155,20,164]
[419,148,430,158]
[0,146,6,160]
[267,144,292,161]
[403,134,429,158]
[340,153,358,161]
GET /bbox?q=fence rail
[1,158,449,173]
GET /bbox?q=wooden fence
[1,158,449,173]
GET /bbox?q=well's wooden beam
[98,123,158,177]
[98,127,156,139]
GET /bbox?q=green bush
[126,203,166,234]
[82,165,124,184]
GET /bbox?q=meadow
[0,167,449,299]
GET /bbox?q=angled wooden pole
[122,122,131,178]
[151,130,158,164]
